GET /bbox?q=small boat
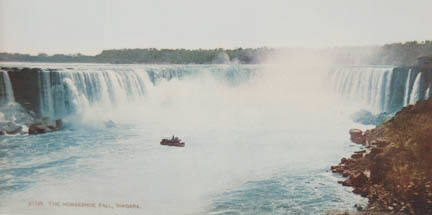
[160,136,185,147]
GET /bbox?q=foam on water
[0,63,368,215]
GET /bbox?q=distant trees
[0,41,431,65]
[0,52,93,63]
[372,41,432,66]
[93,48,271,64]
[0,48,270,64]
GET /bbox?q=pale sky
[0,0,431,55]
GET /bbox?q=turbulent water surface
[0,63,379,215]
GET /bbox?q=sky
[0,0,431,55]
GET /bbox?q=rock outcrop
[1,67,43,115]
[332,98,432,214]
[349,128,365,144]
[28,118,63,135]
[0,122,24,135]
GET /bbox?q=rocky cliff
[332,98,432,214]
[1,67,45,115]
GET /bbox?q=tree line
[1,41,431,65]
[0,48,271,64]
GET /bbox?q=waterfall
[41,66,256,118]
[409,73,422,105]
[425,87,431,100]
[0,70,15,105]
[330,66,430,113]
[39,71,55,117]
[146,64,256,85]
[403,69,412,106]
[37,68,154,119]
[1,65,257,120]
[331,66,394,113]
[382,70,393,112]
[0,70,35,124]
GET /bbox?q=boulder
[343,172,369,187]
[349,128,365,144]
[0,121,24,135]
[353,186,369,197]
[349,128,363,136]
[351,153,363,159]
[340,157,355,165]
[331,165,344,173]
[29,118,63,135]
[342,170,352,177]
[371,140,390,147]
[341,157,348,164]
[365,148,384,159]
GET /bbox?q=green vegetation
[1,41,431,65]
[371,40,432,66]
[0,48,271,64]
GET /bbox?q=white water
[424,85,431,100]
[409,73,422,105]
[0,70,15,105]
[39,68,154,119]
[1,63,371,215]
[331,66,394,113]
[0,70,28,124]
[331,66,431,113]
[403,69,412,106]
[383,69,394,112]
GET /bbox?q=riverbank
[332,98,432,214]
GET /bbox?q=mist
[0,53,374,214]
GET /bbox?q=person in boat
[168,135,181,143]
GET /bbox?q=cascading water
[425,85,431,100]
[403,69,412,106]
[31,65,257,119]
[409,72,423,105]
[330,66,431,114]
[39,71,55,117]
[37,68,153,119]
[0,70,34,125]
[0,70,15,105]
[1,63,370,215]
[330,66,395,113]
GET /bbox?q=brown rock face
[333,98,432,214]
[28,118,63,135]
[342,172,368,187]
[365,148,384,160]
[371,140,390,147]
[3,67,42,115]
[349,128,365,144]
[351,153,363,159]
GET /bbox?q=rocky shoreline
[0,117,64,136]
[332,99,432,214]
